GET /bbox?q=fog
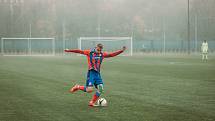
[0,0,214,51]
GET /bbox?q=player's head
[204,40,207,42]
[96,43,103,53]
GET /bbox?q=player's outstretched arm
[104,46,126,58]
[64,49,88,55]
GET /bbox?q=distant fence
[0,37,214,55]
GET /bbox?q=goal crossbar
[78,37,133,56]
[1,38,54,40]
[80,37,131,40]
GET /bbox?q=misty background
[0,0,214,53]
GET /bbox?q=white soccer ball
[97,98,108,106]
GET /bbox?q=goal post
[78,37,133,56]
[1,38,55,56]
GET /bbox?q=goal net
[1,38,55,56]
[78,37,132,56]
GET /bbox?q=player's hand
[122,46,126,51]
[64,48,69,52]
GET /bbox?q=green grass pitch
[0,55,215,121]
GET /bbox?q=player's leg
[69,84,80,93]
[84,70,95,93]
[88,84,103,106]
[205,52,208,60]
[69,84,94,93]
[69,84,88,93]
[70,70,94,93]
[88,72,104,106]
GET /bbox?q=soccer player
[64,44,126,106]
[201,40,208,60]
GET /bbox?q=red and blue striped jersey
[65,48,124,72]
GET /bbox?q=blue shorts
[86,69,103,87]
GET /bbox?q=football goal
[1,38,55,56]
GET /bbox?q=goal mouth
[1,38,55,56]
[78,37,133,56]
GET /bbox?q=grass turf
[0,55,215,121]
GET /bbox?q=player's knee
[97,84,104,94]
[98,88,103,94]
[86,87,93,93]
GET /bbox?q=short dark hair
[97,43,103,49]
